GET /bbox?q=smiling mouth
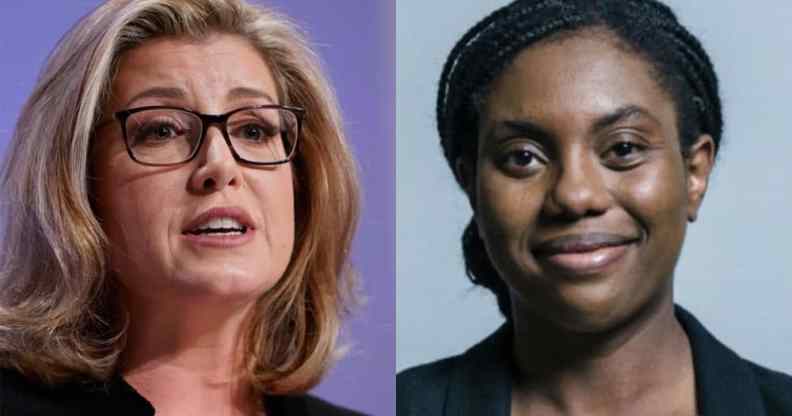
[533,233,640,276]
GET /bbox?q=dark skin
[457,30,715,415]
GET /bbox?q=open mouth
[184,217,249,236]
[186,226,248,236]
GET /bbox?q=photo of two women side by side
[0,0,791,415]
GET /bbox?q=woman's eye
[498,147,545,177]
[233,123,277,142]
[507,150,536,166]
[602,141,647,168]
[242,125,263,140]
[135,123,181,144]
[154,125,175,138]
[612,142,638,157]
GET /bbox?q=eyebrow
[227,87,276,103]
[489,104,660,142]
[494,119,554,143]
[590,104,660,134]
[125,86,185,108]
[124,86,277,108]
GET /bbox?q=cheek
[616,154,689,272]
[252,167,295,257]
[475,163,544,260]
[111,182,179,231]
[620,155,688,230]
[93,160,184,267]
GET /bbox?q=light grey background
[397,1,792,373]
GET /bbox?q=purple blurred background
[0,1,394,415]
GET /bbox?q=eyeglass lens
[124,108,298,164]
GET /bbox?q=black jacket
[0,368,364,415]
[398,306,792,415]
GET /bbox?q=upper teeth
[195,217,245,231]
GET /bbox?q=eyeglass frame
[113,104,306,167]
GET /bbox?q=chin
[173,266,282,299]
[552,304,634,334]
[513,282,646,334]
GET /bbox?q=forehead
[481,30,676,133]
[111,33,279,109]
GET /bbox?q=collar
[444,305,767,416]
[445,323,511,415]
[675,306,766,415]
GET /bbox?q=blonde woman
[0,0,363,414]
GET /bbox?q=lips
[181,207,256,249]
[182,207,255,235]
[533,233,639,255]
[532,232,641,276]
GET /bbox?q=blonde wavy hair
[0,0,359,395]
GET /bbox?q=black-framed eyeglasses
[113,105,305,166]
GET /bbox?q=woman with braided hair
[398,0,792,415]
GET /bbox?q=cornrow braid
[438,0,723,319]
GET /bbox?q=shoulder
[397,355,459,415]
[0,367,80,412]
[0,367,90,414]
[0,367,154,415]
[270,394,366,416]
[747,361,792,413]
[675,306,792,414]
[398,324,512,416]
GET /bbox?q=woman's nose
[543,152,612,220]
[189,126,242,193]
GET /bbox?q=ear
[454,156,477,211]
[685,134,715,222]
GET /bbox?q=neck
[511,294,695,415]
[120,293,261,416]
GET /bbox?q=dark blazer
[0,368,365,416]
[398,306,792,415]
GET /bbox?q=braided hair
[438,0,723,319]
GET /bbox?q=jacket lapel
[675,306,767,415]
[444,308,768,416]
[445,323,511,416]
